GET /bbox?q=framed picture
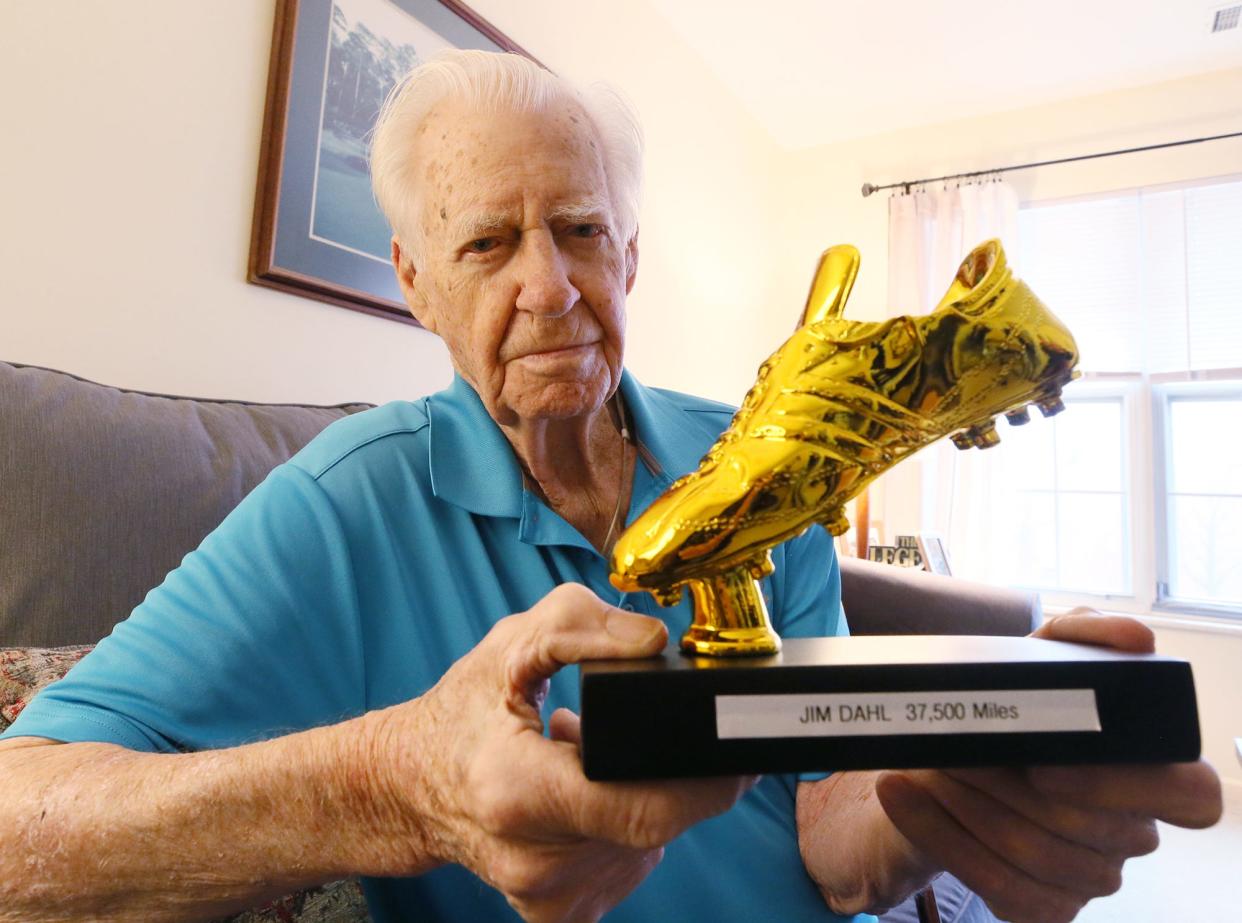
[248,0,535,325]
[917,533,953,576]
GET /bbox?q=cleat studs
[951,431,974,451]
[821,511,850,536]
[1037,396,1066,417]
[1005,407,1031,426]
[747,552,775,580]
[968,419,1001,449]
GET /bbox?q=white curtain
[884,180,1019,579]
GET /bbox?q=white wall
[770,68,1242,787]
[0,0,785,407]
[1,2,452,405]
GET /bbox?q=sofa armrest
[839,556,1041,638]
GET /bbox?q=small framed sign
[917,533,953,576]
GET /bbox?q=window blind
[1017,177,1242,375]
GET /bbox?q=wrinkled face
[393,96,637,427]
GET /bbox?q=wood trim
[249,265,417,326]
[436,0,541,62]
[854,489,870,558]
[247,0,298,292]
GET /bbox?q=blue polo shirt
[5,372,868,923]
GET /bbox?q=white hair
[370,49,643,263]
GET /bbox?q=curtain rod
[859,129,1242,197]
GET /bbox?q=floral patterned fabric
[225,879,369,923]
[0,645,371,923]
[0,645,93,729]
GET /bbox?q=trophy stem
[681,566,781,657]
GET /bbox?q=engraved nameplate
[715,689,1101,739]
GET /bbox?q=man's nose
[514,234,579,317]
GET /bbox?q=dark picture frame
[248,0,535,325]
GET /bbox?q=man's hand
[0,586,747,923]
[362,583,753,922]
[872,610,1224,923]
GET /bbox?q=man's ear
[391,237,437,332]
[624,229,639,295]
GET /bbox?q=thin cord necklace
[601,395,632,557]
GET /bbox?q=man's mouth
[509,342,597,362]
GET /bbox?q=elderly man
[0,51,1221,923]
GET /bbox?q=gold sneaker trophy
[580,240,1200,781]
[610,239,1076,656]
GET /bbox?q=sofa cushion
[0,361,373,647]
[840,556,1041,637]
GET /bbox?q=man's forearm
[796,770,938,916]
[0,711,433,923]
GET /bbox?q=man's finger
[549,708,582,746]
[905,770,1123,898]
[501,584,668,697]
[1031,611,1154,653]
[943,767,1160,858]
[515,736,752,847]
[875,771,1087,923]
[1027,760,1223,829]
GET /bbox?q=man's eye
[467,238,500,253]
[570,224,604,239]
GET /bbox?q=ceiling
[647,0,1242,150]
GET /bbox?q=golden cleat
[610,239,1079,656]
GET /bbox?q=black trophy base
[578,635,1200,781]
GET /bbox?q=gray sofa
[0,359,1038,922]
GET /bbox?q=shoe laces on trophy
[609,239,1080,656]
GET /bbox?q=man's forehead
[413,96,612,229]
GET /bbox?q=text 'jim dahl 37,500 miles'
[714,689,1102,739]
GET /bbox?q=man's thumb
[504,584,667,693]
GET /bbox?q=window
[1156,380,1242,611]
[960,175,1242,617]
[986,389,1131,598]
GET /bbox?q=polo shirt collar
[426,374,525,518]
